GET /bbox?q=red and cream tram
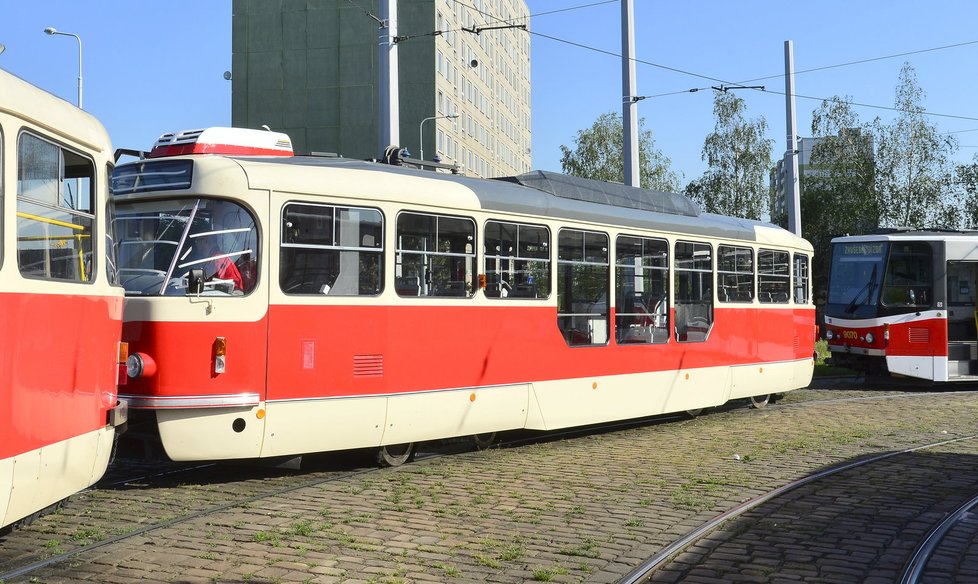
[825,228,978,382]
[0,69,127,531]
[114,127,814,465]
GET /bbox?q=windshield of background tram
[827,241,888,308]
[113,198,258,296]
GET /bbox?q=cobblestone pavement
[2,380,978,583]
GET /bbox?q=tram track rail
[618,433,978,584]
[900,491,978,584]
[2,383,977,582]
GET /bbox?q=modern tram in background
[114,127,815,465]
[0,69,127,532]
[825,228,978,382]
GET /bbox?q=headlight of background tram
[865,332,875,344]
[825,329,835,340]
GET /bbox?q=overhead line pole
[784,40,802,236]
[621,0,639,187]
[378,0,400,157]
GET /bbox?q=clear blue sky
[3,1,977,184]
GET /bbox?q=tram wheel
[685,408,704,418]
[472,432,497,450]
[750,394,771,409]
[376,442,415,467]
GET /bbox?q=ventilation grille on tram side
[908,327,930,344]
[353,355,384,377]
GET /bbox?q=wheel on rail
[472,432,497,450]
[750,394,771,409]
[685,408,704,418]
[376,442,415,467]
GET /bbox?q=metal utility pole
[621,0,639,187]
[784,40,802,236]
[378,0,400,157]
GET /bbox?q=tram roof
[832,227,978,243]
[0,68,112,156]
[129,153,808,249]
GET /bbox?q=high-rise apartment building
[232,0,532,178]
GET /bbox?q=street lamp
[419,114,459,162]
[0,44,5,56]
[44,27,82,108]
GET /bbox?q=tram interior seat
[508,282,539,298]
[432,280,467,296]
[395,276,421,296]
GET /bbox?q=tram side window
[758,249,790,303]
[280,203,383,296]
[17,133,96,282]
[557,229,609,346]
[396,212,475,297]
[615,235,668,345]
[675,241,713,342]
[882,242,932,307]
[483,220,550,299]
[793,254,810,304]
[717,245,754,302]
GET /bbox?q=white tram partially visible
[825,228,978,382]
[115,127,815,464]
[0,69,127,531]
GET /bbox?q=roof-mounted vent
[148,127,293,158]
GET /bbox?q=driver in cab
[195,235,243,293]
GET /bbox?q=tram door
[946,261,978,377]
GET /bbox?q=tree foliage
[873,63,958,228]
[802,96,879,301]
[957,155,978,228]
[559,111,681,192]
[684,91,773,220]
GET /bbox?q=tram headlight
[865,332,875,344]
[126,352,157,379]
[825,329,834,340]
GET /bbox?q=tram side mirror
[188,269,205,295]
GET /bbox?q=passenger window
[793,253,810,304]
[557,229,609,346]
[717,245,754,302]
[759,249,790,303]
[280,202,383,295]
[675,241,713,342]
[615,235,668,345]
[396,212,475,297]
[484,220,550,299]
[17,132,95,282]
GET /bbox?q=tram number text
[841,330,859,340]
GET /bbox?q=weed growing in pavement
[475,553,502,568]
[433,562,461,577]
[558,537,600,558]
[70,526,106,542]
[252,530,280,546]
[625,518,644,528]
[289,520,314,536]
[532,564,569,581]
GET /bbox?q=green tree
[803,96,880,304]
[559,111,681,191]
[685,90,773,220]
[957,155,978,228]
[873,62,958,228]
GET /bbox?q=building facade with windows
[232,0,532,178]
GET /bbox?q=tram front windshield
[113,198,258,296]
[827,242,887,313]
[828,240,934,317]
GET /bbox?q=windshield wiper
[845,264,878,314]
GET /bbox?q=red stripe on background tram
[0,69,127,532]
[825,228,978,382]
[114,127,815,465]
